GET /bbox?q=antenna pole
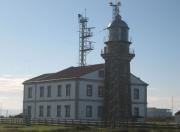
[172,96,174,115]
[0,103,2,116]
[78,12,95,66]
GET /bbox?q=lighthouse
[101,1,135,122]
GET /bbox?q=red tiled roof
[24,73,53,82]
[24,64,104,84]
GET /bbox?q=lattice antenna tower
[109,0,121,20]
[78,12,95,66]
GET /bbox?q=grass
[0,124,179,132]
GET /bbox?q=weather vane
[109,0,121,20]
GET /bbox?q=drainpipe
[75,79,79,120]
[34,83,37,119]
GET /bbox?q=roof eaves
[23,77,78,84]
[131,74,149,86]
[23,73,53,84]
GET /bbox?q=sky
[0,0,179,116]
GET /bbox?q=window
[86,105,92,118]
[40,86,44,97]
[66,84,71,96]
[134,88,140,100]
[28,87,32,98]
[47,105,51,117]
[121,28,128,41]
[87,85,92,96]
[98,86,103,97]
[65,105,70,117]
[98,70,104,78]
[47,86,51,97]
[57,85,62,97]
[39,106,44,117]
[118,28,122,40]
[27,106,31,118]
[134,107,139,117]
[57,105,61,117]
[98,106,104,118]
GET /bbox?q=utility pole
[172,96,174,115]
[6,110,8,118]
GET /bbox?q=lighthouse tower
[101,1,135,122]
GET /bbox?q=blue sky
[0,0,179,115]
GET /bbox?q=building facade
[23,64,148,121]
[175,111,180,124]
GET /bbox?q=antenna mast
[172,96,174,115]
[78,13,95,66]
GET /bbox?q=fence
[0,118,180,129]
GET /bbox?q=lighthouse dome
[107,14,129,41]
[108,15,129,29]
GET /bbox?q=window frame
[86,105,92,118]
[40,86,44,98]
[47,86,51,97]
[98,86,103,97]
[57,85,62,97]
[134,107,139,117]
[98,70,104,78]
[28,87,32,98]
[66,84,71,96]
[57,105,61,117]
[134,88,140,100]
[47,105,51,117]
[39,105,44,117]
[27,106,31,118]
[86,84,92,96]
[65,105,70,117]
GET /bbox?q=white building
[175,111,180,124]
[23,64,148,120]
[147,107,172,118]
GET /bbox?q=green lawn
[0,124,179,132]
[0,125,66,132]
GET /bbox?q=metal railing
[129,48,135,55]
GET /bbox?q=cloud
[0,75,33,115]
[0,75,32,91]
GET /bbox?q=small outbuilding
[175,111,180,124]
